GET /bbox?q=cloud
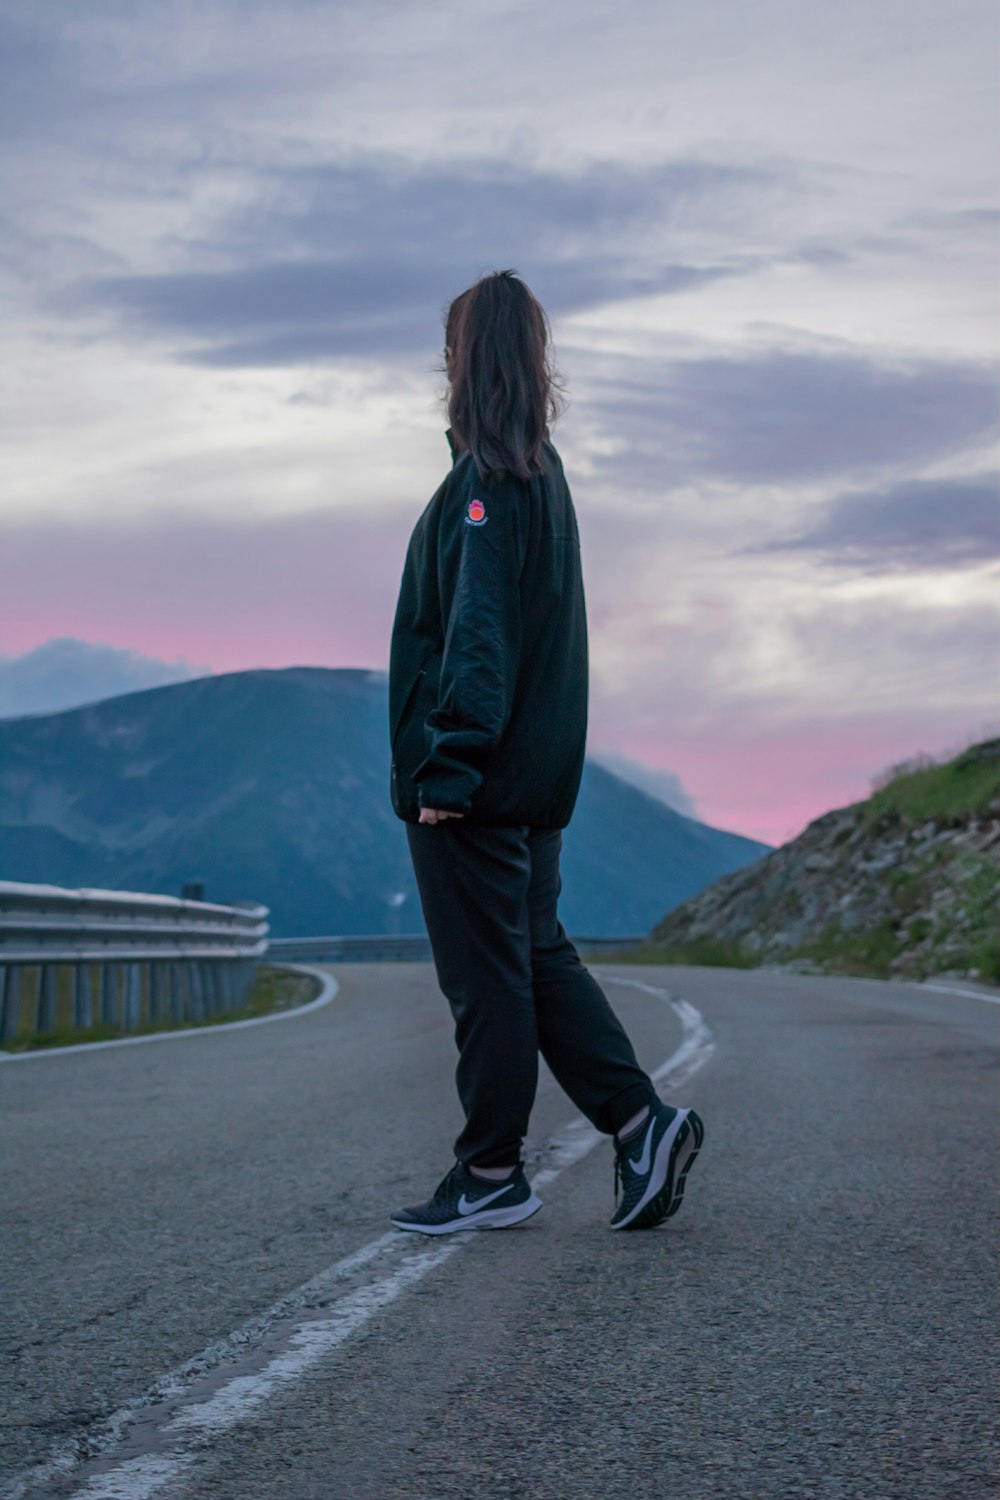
[587,751,699,818]
[577,348,998,486]
[738,472,1000,572]
[52,154,786,363]
[781,595,1000,710]
[0,638,210,719]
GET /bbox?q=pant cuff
[602,1083,658,1139]
[457,1142,524,1170]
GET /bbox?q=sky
[1,0,998,846]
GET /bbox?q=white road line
[170,1241,466,1436]
[70,1455,197,1500]
[605,977,717,1088]
[71,1245,468,1500]
[9,975,713,1500]
[912,980,1000,1004]
[0,964,339,1062]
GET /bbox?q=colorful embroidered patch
[465,498,488,526]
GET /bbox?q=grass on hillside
[597,911,999,983]
[593,937,760,969]
[2,964,323,1053]
[862,735,1000,830]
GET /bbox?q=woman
[388,269,703,1233]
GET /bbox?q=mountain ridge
[0,667,771,937]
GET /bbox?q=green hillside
[631,735,1000,984]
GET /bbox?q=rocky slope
[646,737,1000,983]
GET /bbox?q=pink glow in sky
[3,505,995,847]
[607,716,993,847]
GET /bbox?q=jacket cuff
[415,777,474,815]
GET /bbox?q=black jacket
[389,429,589,827]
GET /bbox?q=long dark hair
[444,269,563,482]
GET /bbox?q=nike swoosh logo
[457,1183,515,1215]
[629,1119,656,1176]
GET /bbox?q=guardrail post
[149,961,167,1023]
[100,964,118,1026]
[2,966,22,1043]
[123,962,142,1030]
[72,962,93,1030]
[36,964,57,1033]
[170,962,187,1022]
[187,961,205,1022]
[207,961,223,1015]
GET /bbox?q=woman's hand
[418,807,465,825]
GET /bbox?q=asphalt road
[1,961,997,1500]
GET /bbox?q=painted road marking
[10,976,712,1500]
[913,980,1000,1004]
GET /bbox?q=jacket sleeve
[411,464,527,813]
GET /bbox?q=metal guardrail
[268,935,434,963]
[0,881,269,1044]
[266,934,649,963]
[0,875,643,1045]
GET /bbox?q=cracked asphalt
[1,963,997,1499]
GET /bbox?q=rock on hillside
[648,738,1000,983]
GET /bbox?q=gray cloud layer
[741,473,1000,571]
[37,141,991,496]
[55,155,777,363]
[583,351,999,486]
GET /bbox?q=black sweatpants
[405,820,657,1169]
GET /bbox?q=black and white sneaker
[610,1097,704,1230]
[391,1161,543,1235]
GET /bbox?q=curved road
[1,962,996,1500]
